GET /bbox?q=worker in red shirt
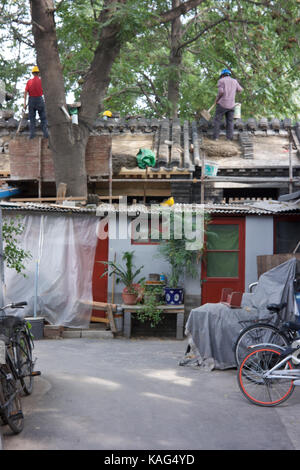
[24,66,48,139]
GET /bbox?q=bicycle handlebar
[0,301,27,311]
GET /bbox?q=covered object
[184,258,298,370]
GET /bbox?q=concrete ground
[2,335,300,451]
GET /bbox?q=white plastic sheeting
[3,212,99,328]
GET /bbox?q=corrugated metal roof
[1,200,300,216]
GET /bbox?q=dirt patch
[112,154,137,174]
[200,137,241,158]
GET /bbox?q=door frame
[91,235,109,322]
[201,217,245,304]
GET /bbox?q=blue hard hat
[221,68,231,75]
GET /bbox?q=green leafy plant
[2,216,31,276]
[157,212,210,288]
[100,250,145,294]
[136,285,164,327]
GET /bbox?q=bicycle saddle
[266,302,287,312]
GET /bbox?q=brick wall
[9,135,111,181]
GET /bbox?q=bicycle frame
[262,354,300,381]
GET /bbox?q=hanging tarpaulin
[3,213,99,328]
[136,148,156,169]
[0,208,4,307]
[33,215,44,318]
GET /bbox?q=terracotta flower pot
[122,284,144,305]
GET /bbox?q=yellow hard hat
[161,197,174,207]
[103,110,112,117]
[32,66,40,73]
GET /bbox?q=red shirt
[25,76,43,97]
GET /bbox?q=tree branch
[178,16,259,52]
[158,0,207,25]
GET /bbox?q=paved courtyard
[2,336,300,451]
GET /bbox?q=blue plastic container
[295,292,300,316]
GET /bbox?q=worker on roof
[24,65,49,139]
[103,110,112,119]
[213,68,243,141]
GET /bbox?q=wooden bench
[122,304,185,339]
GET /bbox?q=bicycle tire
[234,323,289,365]
[16,331,33,395]
[237,345,295,407]
[0,364,24,433]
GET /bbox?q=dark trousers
[213,104,234,140]
[28,96,48,139]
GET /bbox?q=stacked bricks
[9,135,111,181]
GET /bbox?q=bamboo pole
[289,135,293,194]
[201,151,205,204]
[38,137,42,198]
[106,177,300,183]
[111,252,116,304]
[109,146,113,204]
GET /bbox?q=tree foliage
[0,0,298,120]
[55,0,300,120]
[2,216,31,275]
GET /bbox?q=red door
[91,236,109,322]
[201,217,245,304]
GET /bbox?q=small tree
[2,216,31,276]
[157,211,210,288]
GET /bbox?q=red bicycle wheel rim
[239,347,294,406]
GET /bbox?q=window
[274,216,300,253]
[131,217,163,245]
[205,223,240,278]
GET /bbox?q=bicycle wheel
[234,323,289,365]
[0,364,24,433]
[237,345,295,407]
[16,331,33,395]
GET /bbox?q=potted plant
[100,251,145,305]
[136,284,164,327]
[157,212,208,305]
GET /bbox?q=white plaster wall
[106,214,274,298]
[107,216,201,296]
[245,216,274,290]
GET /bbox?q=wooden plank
[107,303,117,333]
[291,130,300,152]
[56,182,67,203]
[90,316,110,324]
[257,254,300,278]
[10,196,86,202]
[118,167,190,176]
[84,300,117,312]
[122,304,185,313]
[183,121,190,168]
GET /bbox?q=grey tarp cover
[183,258,298,370]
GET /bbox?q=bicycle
[233,302,299,365]
[237,332,300,407]
[0,302,41,434]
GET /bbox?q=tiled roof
[0,112,300,174]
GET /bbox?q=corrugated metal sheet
[1,200,300,216]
